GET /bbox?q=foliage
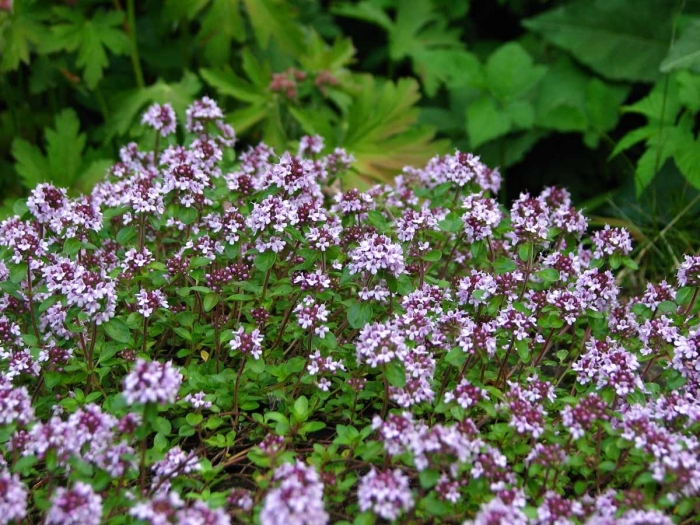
[2,0,700,277]
[1,100,700,524]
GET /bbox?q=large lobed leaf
[523,0,674,83]
[49,7,131,89]
[12,108,110,191]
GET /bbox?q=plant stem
[126,0,145,89]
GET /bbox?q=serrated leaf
[0,3,52,72]
[535,58,587,132]
[523,0,673,83]
[585,78,630,133]
[673,134,700,189]
[466,95,512,148]
[51,8,131,89]
[242,0,305,56]
[485,42,546,101]
[200,66,263,103]
[331,2,393,31]
[413,49,484,97]
[45,109,85,187]
[341,75,446,182]
[199,0,245,66]
[661,18,700,73]
[11,138,51,189]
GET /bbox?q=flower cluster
[0,98,698,524]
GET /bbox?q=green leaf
[0,2,52,72]
[347,303,373,329]
[227,103,270,134]
[518,243,532,262]
[11,137,50,189]
[200,66,264,104]
[466,95,512,148]
[51,8,131,89]
[673,133,700,190]
[523,0,673,83]
[412,49,484,96]
[422,250,442,262]
[341,75,446,183]
[585,78,630,133]
[293,396,309,419]
[45,109,85,187]
[535,58,588,132]
[384,361,406,388]
[203,293,220,312]
[418,468,441,489]
[661,18,700,73]
[485,42,547,101]
[537,268,560,282]
[332,2,393,31]
[198,0,245,66]
[103,318,131,343]
[242,0,305,56]
[63,238,81,256]
[153,417,172,435]
[254,251,276,272]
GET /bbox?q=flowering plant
[0,98,699,524]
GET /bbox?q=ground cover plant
[0,99,699,524]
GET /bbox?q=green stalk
[127,0,145,89]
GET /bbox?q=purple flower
[135,288,169,318]
[357,467,414,521]
[151,446,200,485]
[298,134,324,156]
[129,491,183,524]
[677,254,700,287]
[509,192,551,244]
[260,461,328,525]
[355,320,409,368]
[46,482,102,525]
[591,224,633,259]
[445,379,489,409]
[0,373,34,426]
[0,471,27,524]
[184,391,212,409]
[348,233,406,277]
[294,296,330,338]
[463,494,528,525]
[561,393,609,440]
[229,326,263,360]
[141,103,177,137]
[122,359,182,405]
[176,500,231,525]
[185,96,224,134]
[461,193,502,243]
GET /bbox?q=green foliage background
[2,0,700,276]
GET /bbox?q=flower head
[122,359,182,405]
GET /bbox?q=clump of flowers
[0,98,698,524]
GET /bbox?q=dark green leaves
[466,43,546,148]
[347,303,373,329]
[103,318,132,344]
[523,0,673,83]
[12,109,110,190]
[661,18,700,73]
[49,8,131,89]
